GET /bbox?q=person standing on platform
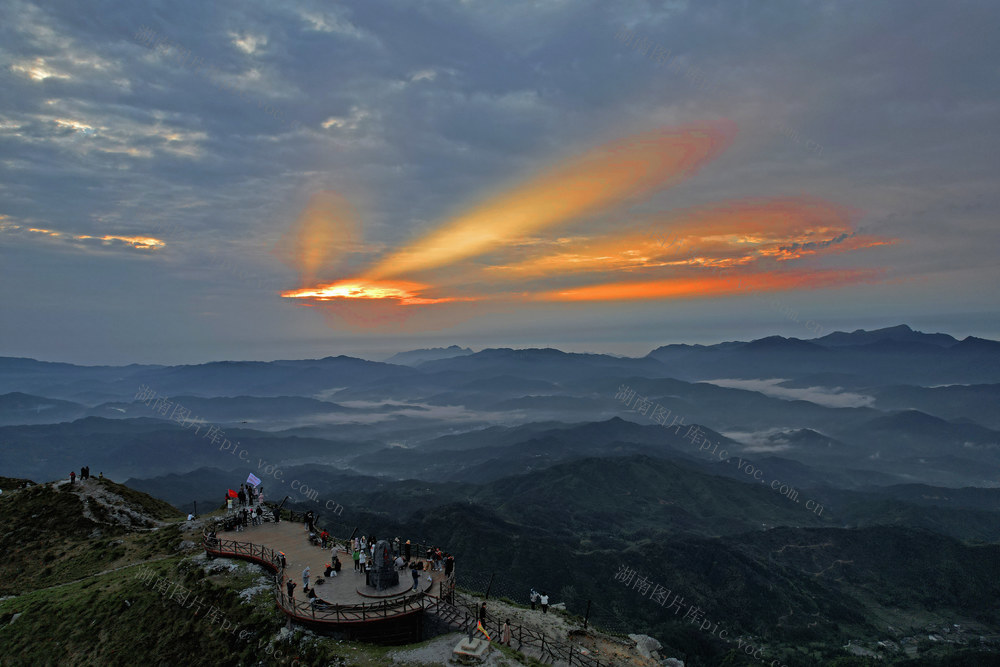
[359,548,367,573]
[411,568,420,591]
[286,580,296,599]
[445,554,454,577]
[404,539,411,562]
[333,557,341,577]
[302,566,310,592]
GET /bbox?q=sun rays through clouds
[278,121,897,329]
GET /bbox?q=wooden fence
[453,592,606,666]
[204,535,455,626]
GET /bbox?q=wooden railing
[455,592,605,666]
[204,535,457,625]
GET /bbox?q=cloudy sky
[1,0,997,365]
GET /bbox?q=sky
[1,0,998,365]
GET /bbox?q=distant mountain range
[4,324,1000,664]
[2,324,998,491]
[385,345,475,366]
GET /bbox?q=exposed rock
[628,633,662,659]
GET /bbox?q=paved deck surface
[220,520,446,606]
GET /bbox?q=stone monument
[367,539,400,591]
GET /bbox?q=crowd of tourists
[223,483,267,531]
[341,535,455,582]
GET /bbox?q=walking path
[2,555,176,599]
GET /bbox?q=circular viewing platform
[203,513,457,645]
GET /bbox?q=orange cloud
[77,234,165,250]
[535,268,891,303]
[2,224,166,250]
[480,197,890,280]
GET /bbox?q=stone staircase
[424,598,474,636]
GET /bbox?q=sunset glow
[535,268,890,303]
[478,197,894,279]
[81,234,166,250]
[1,224,166,250]
[279,126,899,327]
[362,121,736,281]
[280,280,462,305]
[272,191,360,286]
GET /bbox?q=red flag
[228,489,238,498]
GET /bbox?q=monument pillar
[367,539,400,591]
